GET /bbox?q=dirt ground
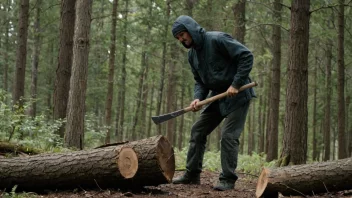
[2,171,351,198]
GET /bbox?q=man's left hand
[227,86,239,97]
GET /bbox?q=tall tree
[53,0,76,137]
[104,0,118,144]
[156,0,170,135]
[266,0,282,162]
[28,0,42,118]
[312,55,318,160]
[323,40,332,161]
[64,0,93,149]
[166,43,177,143]
[337,0,347,159]
[13,0,30,108]
[3,0,11,92]
[118,0,129,140]
[278,0,310,166]
[232,0,245,42]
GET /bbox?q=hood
[172,15,205,49]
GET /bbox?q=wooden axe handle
[184,82,257,112]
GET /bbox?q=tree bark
[278,0,310,166]
[232,0,245,43]
[0,136,175,192]
[64,0,93,149]
[337,0,347,159]
[256,158,352,197]
[266,0,282,162]
[166,43,177,144]
[312,55,318,161]
[104,0,118,144]
[53,0,76,137]
[156,0,170,135]
[3,0,11,93]
[323,40,332,161]
[13,0,30,108]
[116,0,129,140]
[28,0,41,118]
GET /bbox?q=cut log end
[156,136,175,182]
[256,168,270,198]
[117,147,138,179]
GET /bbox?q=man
[171,15,255,191]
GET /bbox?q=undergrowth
[174,147,276,177]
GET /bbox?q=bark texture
[256,158,352,197]
[278,0,310,166]
[64,0,92,149]
[266,0,282,162]
[53,0,76,137]
[13,0,29,108]
[104,0,118,144]
[0,136,175,192]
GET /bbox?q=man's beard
[181,40,194,49]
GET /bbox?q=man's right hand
[190,99,202,112]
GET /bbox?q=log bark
[0,135,175,192]
[256,158,352,197]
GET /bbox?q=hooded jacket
[173,15,255,116]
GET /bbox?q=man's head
[171,15,204,49]
[175,31,193,49]
[172,20,194,49]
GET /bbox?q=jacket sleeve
[188,53,209,100]
[216,33,253,89]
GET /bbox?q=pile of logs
[0,135,175,192]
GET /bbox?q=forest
[0,0,352,197]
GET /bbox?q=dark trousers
[186,101,250,182]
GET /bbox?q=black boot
[172,172,200,184]
[213,180,235,191]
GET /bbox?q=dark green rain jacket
[175,15,256,116]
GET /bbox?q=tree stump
[0,135,175,192]
[256,158,352,197]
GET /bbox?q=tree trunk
[256,158,352,198]
[117,0,129,140]
[323,40,332,161]
[312,55,318,161]
[0,136,175,192]
[346,96,351,156]
[28,0,41,118]
[337,0,347,159]
[156,0,170,135]
[13,0,30,108]
[247,102,253,155]
[266,0,282,162]
[64,0,93,149]
[53,0,76,137]
[166,43,177,144]
[104,0,118,144]
[3,0,11,92]
[278,0,310,166]
[232,0,245,43]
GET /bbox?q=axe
[152,82,257,125]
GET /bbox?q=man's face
[175,31,193,49]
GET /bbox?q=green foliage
[1,185,37,198]
[175,147,276,176]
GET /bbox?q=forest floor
[2,171,351,198]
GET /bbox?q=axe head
[152,109,186,125]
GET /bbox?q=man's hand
[227,85,239,97]
[190,99,202,112]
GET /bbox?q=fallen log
[0,135,175,192]
[0,141,41,156]
[256,157,352,198]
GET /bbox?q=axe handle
[183,82,257,112]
